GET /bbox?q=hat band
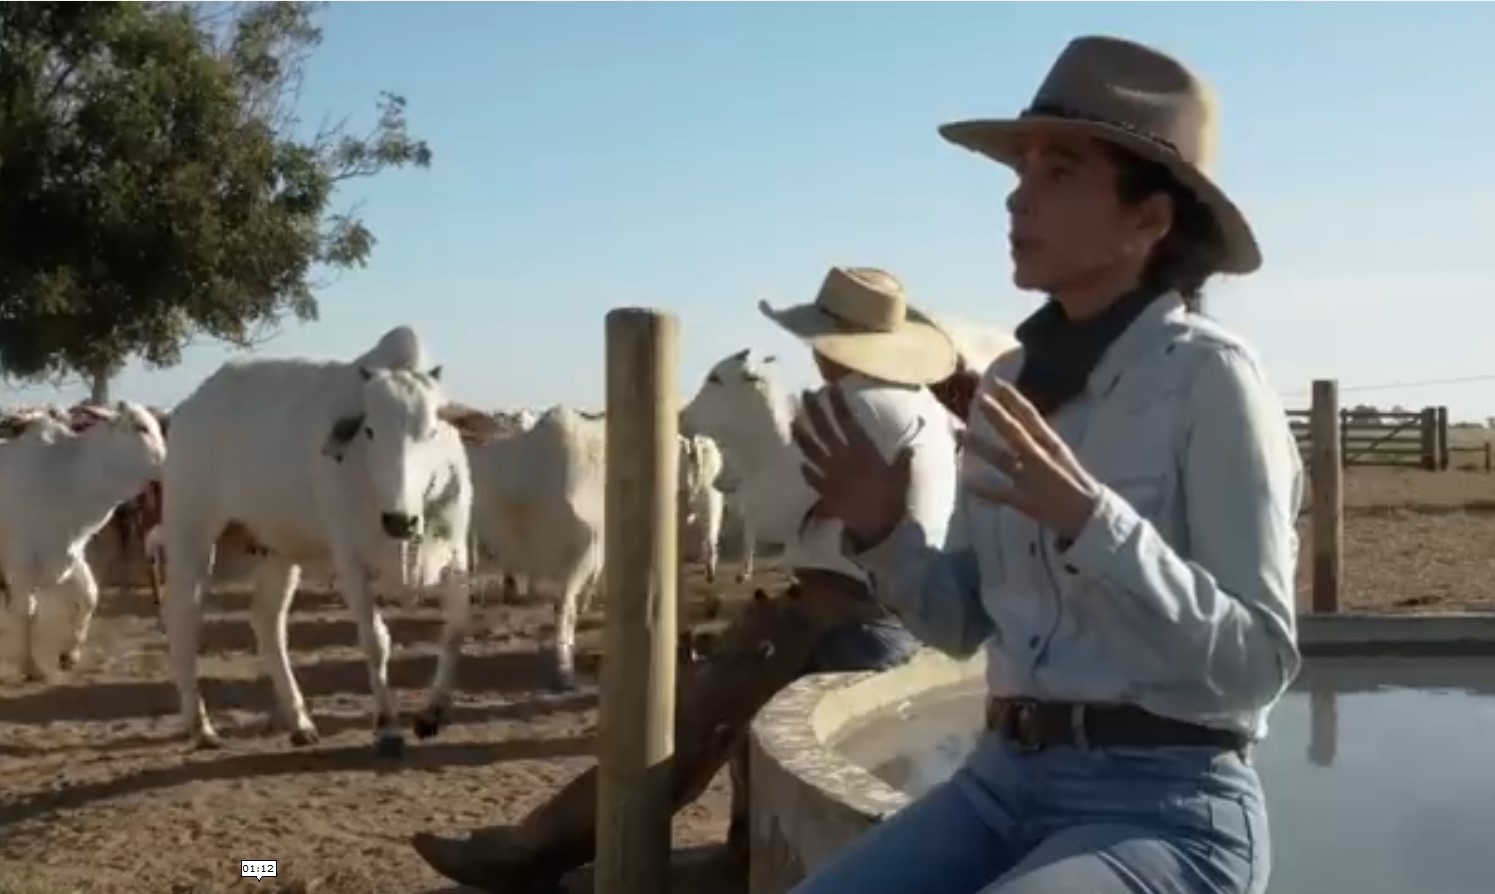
[1020,101,1181,158]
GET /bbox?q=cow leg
[337,561,404,758]
[46,552,99,672]
[736,500,756,583]
[146,529,164,612]
[162,526,220,748]
[248,557,317,746]
[702,490,724,586]
[414,560,472,740]
[549,551,594,692]
[1,565,40,684]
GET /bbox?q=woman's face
[1004,130,1169,303]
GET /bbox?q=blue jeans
[808,618,921,674]
[790,735,1269,894]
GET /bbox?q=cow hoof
[22,667,55,685]
[548,667,579,693]
[736,571,751,584]
[192,732,224,751]
[375,731,407,759]
[288,728,320,748]
[58,650,80,671]
[413,705,447,740]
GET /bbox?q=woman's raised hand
[962,380,1100,541]
[792,384,912,547]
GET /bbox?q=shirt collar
[1085,290,1187,399]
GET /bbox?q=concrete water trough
[747,614,1495,894]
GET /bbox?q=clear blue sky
[7,3,1495,419]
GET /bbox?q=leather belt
[984,696,1249,754]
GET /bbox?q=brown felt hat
[938,34,1260,275]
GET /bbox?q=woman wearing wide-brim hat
[792,35,1301,894]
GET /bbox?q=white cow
[936,317,1021,379]
[0,402,166,682]
[466,408,725,689]
[159,326,475,756]
[466,405,604,689]
[678,432,727,584]
[680,349,799,577]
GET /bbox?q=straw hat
[937,35,1260,274]
[758,266,958,387]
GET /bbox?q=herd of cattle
[0,319,1017,758]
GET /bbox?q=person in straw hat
[408,264,970,890]
[790,35,1301,894]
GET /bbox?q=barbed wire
[1281,373,1495,401]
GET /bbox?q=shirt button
[1028,635,1041,650]
[1064,564,1078,575]
[1028,543,1037,556]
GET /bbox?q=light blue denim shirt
[857,292,1305,740]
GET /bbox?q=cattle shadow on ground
[0,687,597,759]
[0,733,593,831]
[0,649,569,725]
[195,613,449,656]
[97,585,348,620]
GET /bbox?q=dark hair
[1106,145,1226,313]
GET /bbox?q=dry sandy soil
[4,465,1495,894]
[1,562,785,894]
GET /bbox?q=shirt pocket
[1086,398,1181,522]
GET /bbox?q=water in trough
[832,657,1495,894]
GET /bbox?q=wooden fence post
[1436,406,1449,470]
[1419,408,1438,471]
[1310,380,1342,614]
[597,308,680,894]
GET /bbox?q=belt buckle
[1008,699,1045,753]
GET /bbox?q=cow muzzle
[380,512,421,541]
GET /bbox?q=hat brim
[757,299,959,387]
[938,116,1261,275]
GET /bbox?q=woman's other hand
[792,384,912,547]
[963,380,1100,541]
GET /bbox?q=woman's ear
[1133,191,1176,254]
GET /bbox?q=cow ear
[438,403,500,441]
[762,354,777,365]
[322,413,365,463]
[426,364,443,382]
[731,348,750,363]
[359,365,374,382]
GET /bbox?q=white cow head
[77,401,168,488]
[322,364,455,543]
[680,348,782,449]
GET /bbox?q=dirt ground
[1294,466,1495,613]
[1,562,785,894]
[4,465,1495,894]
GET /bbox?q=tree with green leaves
[0,1,431,400]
